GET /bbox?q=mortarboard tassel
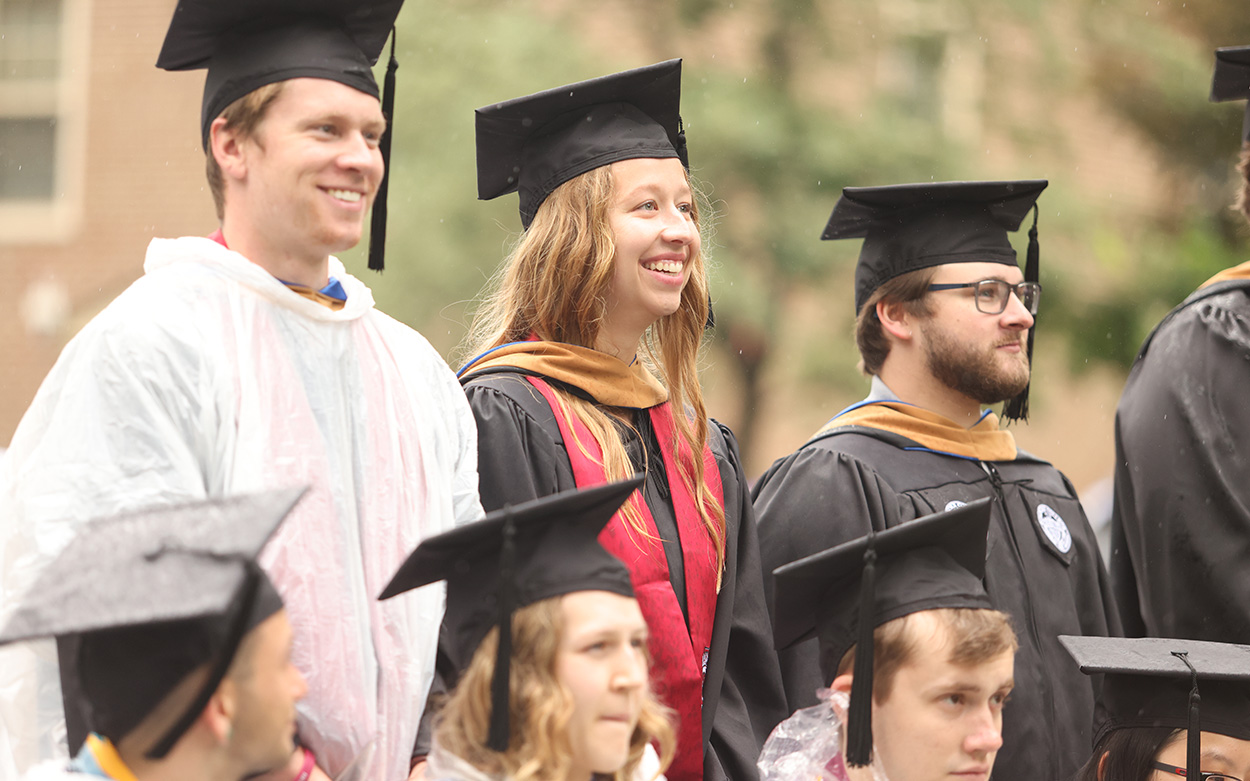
[675,115,690,170]
[368,29,399,272]
[1173,652,1202,781]
[146,561,261,758]
[487,513,518,752]
[846,539,877,768]
[1002,205,1040,423]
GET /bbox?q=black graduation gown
[463,372,788,781]
[753,425,1121,781]
[1111,278,1250,641]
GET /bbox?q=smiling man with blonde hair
[0,2,481,779]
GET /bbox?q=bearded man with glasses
[753,181,1121,781]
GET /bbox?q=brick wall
[0,0,216,445]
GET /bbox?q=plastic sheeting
[0,237,482,781]
[757,690,888,781]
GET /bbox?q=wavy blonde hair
[463,163,726,577]
[434,596,676,781]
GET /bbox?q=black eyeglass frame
[926,279,1043,315]
[1151,760,1243,781]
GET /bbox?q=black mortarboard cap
[772,498,994,767]
[476,60,687,229]
[156,0,404,271]
[823,180,1048,422]
[1061,635,1250,781]
[380,478,640,752]
[0,487,306,757]
[1212,47,1250,143]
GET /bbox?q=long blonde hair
[434,597,676,781]
[463,163,726,576]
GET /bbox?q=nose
[338,132,383,182]
[612,647,648,692]
[660,207,695,246]
[292,665,310,702]
[1000,288,1035,330]
[963,711,1004,757]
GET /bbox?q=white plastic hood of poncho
[0,237,482,781]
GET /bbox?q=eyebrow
[305,112,388,131]
[617,182,693,202]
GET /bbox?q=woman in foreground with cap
[380,480,673,781]
[455,60,786,781]
[1063,636,1250,781]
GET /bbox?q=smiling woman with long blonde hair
[456,61,786,781]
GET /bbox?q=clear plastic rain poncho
[0,236,483,781]
[757,689,889,781]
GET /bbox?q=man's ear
[209,117,249,183]
[830,672,853,695]
[876,299,914,343]
[202,678,238,745]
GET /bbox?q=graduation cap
[772,498,995,768]
[0,487,306,758]
[476,60,687,229]
[1212,47,1250,143]
[823,179,1048,421]
[1061,635,1250,781]
[156,0,404,270]
[380,477,640,752]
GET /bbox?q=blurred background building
[2,0,1247,535]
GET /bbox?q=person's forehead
[928,261,1024,284]
[894,649,1014,698]
[268,76,383,118]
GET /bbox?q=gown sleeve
[751,444,908,711]
[702,422,789,781]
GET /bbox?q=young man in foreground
[760,500,1016,781]
[2,490,308,781]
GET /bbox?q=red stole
[527,377,722,781]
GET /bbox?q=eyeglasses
[1152,760,1244,781]
[926,279,1042,315]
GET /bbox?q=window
[0,0,89,242]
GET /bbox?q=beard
[921,322,1031,406]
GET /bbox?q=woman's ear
[1095,750,1109,781]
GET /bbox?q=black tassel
[487,514,517,752]
[368,29,399,272]
[675,115,690,170]
[846,540,877,768]
[705,292,715,331]
[1173,652,1201,781]
[1002,205,1040,423]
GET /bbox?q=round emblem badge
[944,500,967,512]
[1036,503,1072,553]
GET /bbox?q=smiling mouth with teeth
[327,188,362,203]
[643,259,684,274]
